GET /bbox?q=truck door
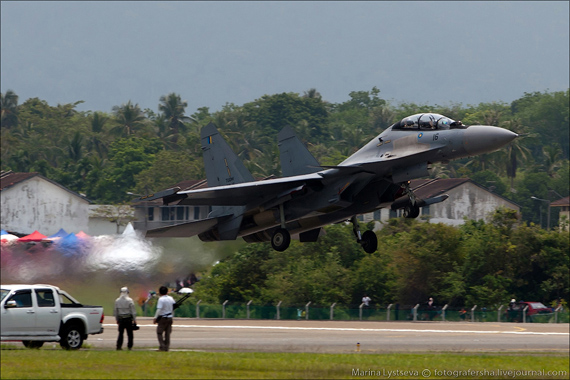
[1,289,35,335]
[34,288,60,335]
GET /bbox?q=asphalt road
[87,317,570,353]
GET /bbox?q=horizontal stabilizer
[145,217,224,238]
[131,187,181,203]
[391,194,449,210]
[422,194,449,206]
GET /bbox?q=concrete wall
[428,182,519,226]
[88,205,134,235]
[1,177,90,235]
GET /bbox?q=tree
[111,101,148,137]
[158,93,193,149]
[1,89,19,129]
[90,137,162,203]
[542,144,564,178]
[501,117,533,189]
[134,150,204,194]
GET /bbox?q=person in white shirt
[362,294,371,307]
[153,286,176,351]
[114,287,137,350]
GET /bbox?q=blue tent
[47,228,68,239]
[56,233,82,256]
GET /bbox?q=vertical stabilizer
[200,123,252,239]
[201,123,254,187]
[278,126,321,177]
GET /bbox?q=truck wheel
[60,323,84,350]
[22,340,44,349]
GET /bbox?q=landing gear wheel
[22,341,44,349]
[360,230,378,253]
[404,204,420,219]
[271,228,291,252]
[59,324,84,350]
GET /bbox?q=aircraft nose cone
[463,125,518,156]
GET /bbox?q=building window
[147,207,154,221]
[194,207,200,220]
[161,206,193,221]
[176,207,185,220]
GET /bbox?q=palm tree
[111,101,147,137]
[542,144,563,178]
[158,93,193,149]
[501,118,533,190]
[88,112,109,159]
[1,89,19,129]
[303,88,322,100]
[67,131,84,163]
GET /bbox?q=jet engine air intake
[391,162,430,183]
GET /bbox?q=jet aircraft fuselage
[143,113,517,252]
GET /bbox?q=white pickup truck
[1,284,104,349]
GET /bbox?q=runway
[93,317,569,353]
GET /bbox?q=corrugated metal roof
[0,171,39,191]
[410,178,471,199]
[551,196,570,207]
[0,171,90,203]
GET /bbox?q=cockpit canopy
[391,113,464,130]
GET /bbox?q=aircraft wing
[175,172,327,206]
[145,216,222,238]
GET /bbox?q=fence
[140,299,569,324]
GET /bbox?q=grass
[1,346,568,379]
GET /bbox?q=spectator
[153,286,176,352]
[114,287,137,351]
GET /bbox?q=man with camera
[114,286,137,351]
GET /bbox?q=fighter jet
[142,113,517,253]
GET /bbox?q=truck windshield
[1,289,9,302]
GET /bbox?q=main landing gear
[271,228,291,252]
[351,216,378,253]
[271,203,291,251]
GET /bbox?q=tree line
[1,88,568,308]
[1,87,568,228]
[190,209,568,309]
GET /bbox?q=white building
[368,178,520,227]
[551,196,570,231]
[0,171,129,236]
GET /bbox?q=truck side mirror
[4,300,17,308]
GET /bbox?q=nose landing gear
[351,216,378,253]
[402,182,420,219]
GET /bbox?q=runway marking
[103,324,568,336]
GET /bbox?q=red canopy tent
[18,230,47,242]
[75,231,91,239]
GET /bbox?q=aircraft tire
[404,204,420,219]
[271,228,291,252]
[361,230,378,253]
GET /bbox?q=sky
[1,1,569,114]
